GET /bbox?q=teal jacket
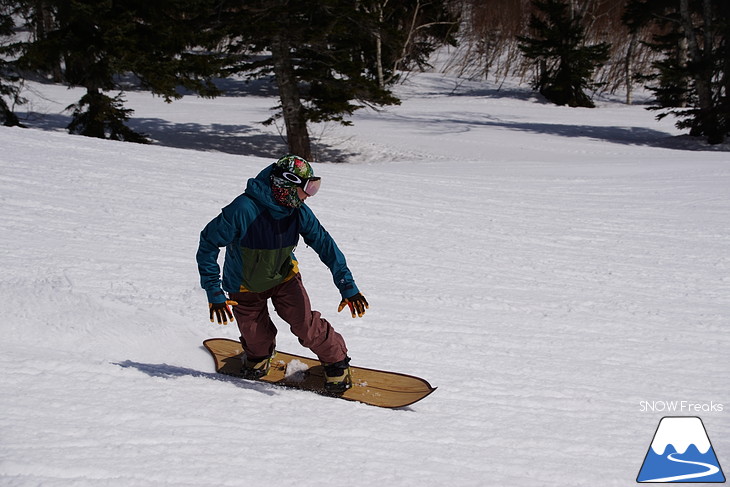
[197,164,359,303]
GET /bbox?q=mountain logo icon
[637,416,726,483]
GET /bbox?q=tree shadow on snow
[17,109,356,161]
[131,118,289,157]
[368,110,720,151]
[130,118,357,161]
[114,359,278,396]
[478,118,680,148]
[486,119,729,151]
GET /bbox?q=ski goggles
[279,171,322,196]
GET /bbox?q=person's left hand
[338,293,369,318]
[209,300,238,325]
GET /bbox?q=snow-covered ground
[1,71,728,486]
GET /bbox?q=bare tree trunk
[386,0,421,85]
[679,0,717,139]
[34,0,63,81]
[270,34,312,160]
[700,0,722,143]
[375,1,386,88]
[625,33,637,105]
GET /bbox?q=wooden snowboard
[203,338,436,408]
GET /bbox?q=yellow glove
[338,293,369,318]
[208,300,238,325]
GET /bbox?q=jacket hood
[244,164,296,217]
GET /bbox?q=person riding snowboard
[196,155,368,393]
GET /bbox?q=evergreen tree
[0,1,23,126]
[624,0,729,144]
[518,0,609,108]
[718,2,730,140]
[217,0,456,160]
[67,90,147,143]
[217,0,403,160]
[17,0,222,142]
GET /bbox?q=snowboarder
[196,155,368,393]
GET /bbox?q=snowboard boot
[323,357,352,394]
[241,353,274,380]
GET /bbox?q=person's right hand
[338,293,369,318]
[208,300,238,325]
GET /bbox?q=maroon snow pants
[229,273,348,364]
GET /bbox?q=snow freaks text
[639,401,724,413]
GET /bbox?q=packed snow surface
[1,72,728,486]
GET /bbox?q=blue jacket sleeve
[196,209,238,303]
[298,205,360,299]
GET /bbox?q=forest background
[1,0,728,156]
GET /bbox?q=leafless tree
[445,0,665,103]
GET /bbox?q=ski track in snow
[1,72,729,486]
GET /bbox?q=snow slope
[1,73,728,486]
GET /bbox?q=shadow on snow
[114,359,278,397]
[16,110,358,161]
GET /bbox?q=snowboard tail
[203,338,435,408]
